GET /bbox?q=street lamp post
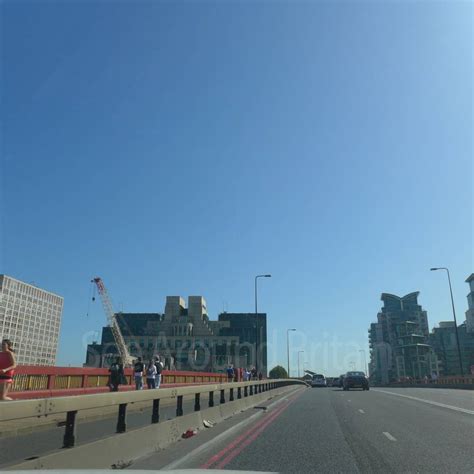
[287,328,296,377]
[359,349,368,375]
[430,267,464,376]
[298,350,305,378]
[255,274,271,374]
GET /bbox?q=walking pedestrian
[245,368,251,381]
[226,364,234,382]
[133,357,145,390]
[155,357,163,388]
[258,371,263,381]
[108,357,124,392]
[251,367,257,381]
[0,339,16,401]
[146,360,157,389]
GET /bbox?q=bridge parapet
[0,378,308,458]
[10,365,227,399]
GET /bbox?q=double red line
[200,388,305,470]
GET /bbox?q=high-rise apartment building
[0,275,64,365]
[368,292,438,383]
[465,273,474,333]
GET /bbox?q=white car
[311,374,327,387]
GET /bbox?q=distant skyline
[2,1,472,373]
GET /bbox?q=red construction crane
[91,277,133,367]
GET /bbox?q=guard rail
[0,378,307,450]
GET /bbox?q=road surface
[133,386,474,473]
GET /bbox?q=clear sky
[1,1,472,374]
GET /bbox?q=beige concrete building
[0,275,64,365]
[85,295,266,373]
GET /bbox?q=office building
[368,292,438,384]
[0,274,63,365]
[430,321,474,376]
[85,297,266,373]
[218,312,267,375]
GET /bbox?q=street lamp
[255,274,271,373]
[359,349,368,375]
[287,328,296,377]
[298,350,305,378]
[430,267,464,376]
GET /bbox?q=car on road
[311,374,327,387]
[343,371,369,391]
[332,374,345,388]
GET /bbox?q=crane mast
[92,277,133,367]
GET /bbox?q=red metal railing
[10,365,227,399]
[387,375,474,387]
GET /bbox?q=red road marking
[200,388,305,469]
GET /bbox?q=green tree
[269,365,288,379]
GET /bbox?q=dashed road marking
[358,409,365,414]
[383,432,397,441]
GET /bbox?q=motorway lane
[0,392,220,468]
[140,387,474,473]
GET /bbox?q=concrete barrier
[2,379,307,470]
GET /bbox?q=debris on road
[182,428,197,439]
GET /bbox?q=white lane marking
[373,389,474,416]
[358,409,365,414]
[383,431,397,441]
[347,399,352,402]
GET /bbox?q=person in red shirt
[0,339,17,401]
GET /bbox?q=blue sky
[2,1,472,373]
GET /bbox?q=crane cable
[86,280,96,317]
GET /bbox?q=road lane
[139,387,474,473]
[371,387,474,412]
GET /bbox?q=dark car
[343,371,369,391]
[334,374,345,388]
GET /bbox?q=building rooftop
[0,274,64,298]
[465,273,474,283]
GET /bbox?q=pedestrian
[251,367,257,381]
[108,357,124,392]
[258,371,263,381]
[226,364,234,382]
[245,368,251,381]
[0,339,16,401]
[146,360,157,389]
[155,357,163,388]
[133,357,145,390]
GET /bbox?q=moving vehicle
[343,371,369,391]
[332,374,345,388]
[311,374,327,387]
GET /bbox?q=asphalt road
[0,392,220,468]
[134,386,474,473]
